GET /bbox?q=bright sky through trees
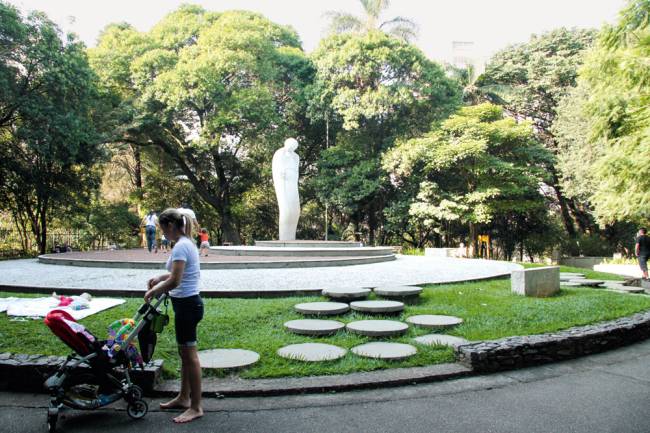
[9,0,623,61]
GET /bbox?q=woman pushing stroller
[144,208,204,423]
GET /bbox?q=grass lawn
[0,266,648,379]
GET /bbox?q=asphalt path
[3,339,650,433]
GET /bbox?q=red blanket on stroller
[44,310,99,357]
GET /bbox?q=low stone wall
[456,310,650,372]
[0,353,163,394]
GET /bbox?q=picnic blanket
[0,296,125,320]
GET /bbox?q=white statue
[272,138,301,240]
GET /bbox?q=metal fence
[0,228,110,255]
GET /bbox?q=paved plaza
[0,256,521,293]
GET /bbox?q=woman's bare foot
[160,396,190,410]
[173,408,203,423]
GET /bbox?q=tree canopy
[90,6,316,242]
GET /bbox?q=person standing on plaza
[199,228,210,257]
[635,227,650,279]
[144,208,203,423]
[142,210,158,253]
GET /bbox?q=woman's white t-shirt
[166,236,201,298]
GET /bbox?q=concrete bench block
[511,266,560,297]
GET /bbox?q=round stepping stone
[373,285,423,298]
[571,279,604,287]
[277,343,347,362]
[560,275,586,281]
[198,349,260,370]
[284,319,345,336]
[346,320,408,337]
[406,315,463,329]
[560,272,585,277]
[610,285,645,294]
[350,300,404,314]
[294,302,350,316]
[413,334,470,348]
[561,281,583,287]
[322,287,371,300]
[351,342,417,360]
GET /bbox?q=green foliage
[572,0,650,224]
[90,7,316,243]
[324,0,418,43]
[309,31,460,243]
[0,2,104,253]
[384,103,552,257]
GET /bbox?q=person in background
[161,233,170,253]
[199,228,210,257]
[635,227,650,279]
[142,210,158,253]
[145,208,203,423]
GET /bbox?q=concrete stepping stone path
[373,285,423,298]
[346,320,409,337]
[284,319,345,336]
[351,342,417,360]
[294,301,350,316]
[277,343,347,362]
[406,315,463,329]
[198,349,260,370]
[322,287,371,300]
[413,334,470,348]
[350,300,404,314]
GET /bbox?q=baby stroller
[43,295,168,433]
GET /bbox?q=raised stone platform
[255,240,363,248]
[39,248,395,269]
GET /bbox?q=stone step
[210,246,395,257]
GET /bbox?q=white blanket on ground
[1,297,125,320]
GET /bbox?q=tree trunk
[550,172,576,238]
[469,222,478,257]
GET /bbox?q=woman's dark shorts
[639,255,648,273]
[170,295,204,347]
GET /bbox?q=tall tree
[383,103,552,257]
[0,2,103,254]
[561,0,650,224]
[90,6,316,243]
[308,31,460,244]
[478,28,597,236]
[325,0,418,42]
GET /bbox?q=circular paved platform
[294,302,350,316]
[350,300,404,313]
[283,319,345,335]
[0,256,522,297]
[197,349,260,370]
[351,342,417,360]
[406,315,464,329]
[346,320,409,337]
[277,343,347,362]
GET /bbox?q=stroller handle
[124,294,168,348]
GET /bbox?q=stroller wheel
[127,399,148,419]
[126,385,143,402]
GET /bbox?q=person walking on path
[142,210,158,253]
[144,208,204,423]
[199,228,210,257]
[635,227,650,279]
